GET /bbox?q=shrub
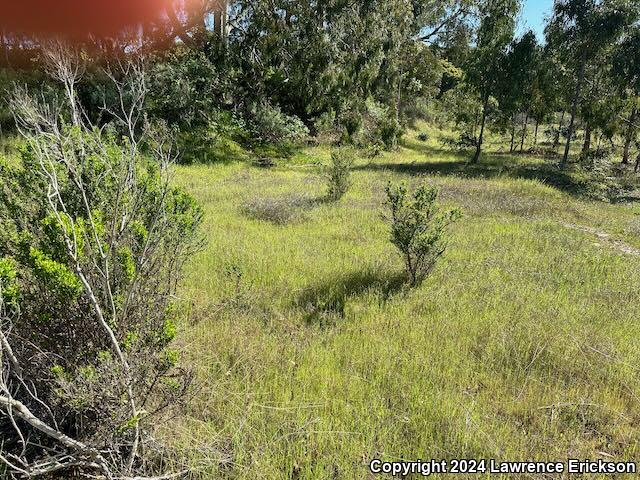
[325,149,355,201]
[146,45,225,129]
[364,141,385,159]
[417,132,429,142]
[363,99,402,149]
[0,52,202,479]
[385,182,461,286]
[314,110,338,139]
[249,102,309,147]
[376,116,402,149]
[339,108,363,140]
[177,111,249,164]
[441,132,477,151]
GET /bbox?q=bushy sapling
[385,182,461,285]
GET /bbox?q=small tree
[385,182,461,286]
[325,149,354,201]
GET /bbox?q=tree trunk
[582,123,592,155]
[214,1,228,40]
[563,60,586,165]
[519,111,529,153]
[472,110,479,139]
[392,67,404,150]
[472,99,489,164]
[596,132,604,155]
[553,110,565,150]
[534,119,539,146]
[635,150,640,172]
[510,115,516,153]
[622,107,637,165]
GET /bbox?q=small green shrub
[385,182,461,286]
[360,100,403,149]
[325,149,354,201]
[0,257,20,306]
[364,141,385,159]
[376,116,402,149]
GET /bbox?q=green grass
[170,125,640,478]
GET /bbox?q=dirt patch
[561,223,640,256]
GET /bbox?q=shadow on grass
[297,270,407,326]
[400,138,469,158]
[358,146,590,197]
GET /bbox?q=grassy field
[170,124,640,478]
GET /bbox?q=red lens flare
[0,0,178,38]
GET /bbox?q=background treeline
[2,0,640,168]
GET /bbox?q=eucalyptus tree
[505,31,541,152]
[528,51,566,147]
[578,56,620,154]
[495,31,538,152]
[612,26,640,164]
[228,0,418,123]
[414,0,480,43]
[545,0,637,164]
[466,0,520,163]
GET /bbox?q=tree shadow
[357,147,590,197]
[399,138,469,158]
[296,270,407,326]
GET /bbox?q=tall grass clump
[385,182,461,285]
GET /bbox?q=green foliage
[160,318,177,345]
[0,257,20,306]
[117,247,136,283]
[497,31,541,120]
[339,108,363,140]
[0,107,202,472]
[465,0,520,161]
[365,100,403,149]
[231,0,423,121]
[248,102,309,149]
[385,182,461,285]
[613,27,640,95]
[29,247,83,299]
[314,110,337,139]
[441,132,477,151]
[325,149,354,202]
[41,212,86,261]
[435,84,483,131]
[147,44,226,129]
[466,0,520,96]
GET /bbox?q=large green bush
[0,58,202,478]
[248,102,310,147]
